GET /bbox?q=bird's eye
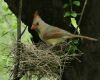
[36,22,39,26]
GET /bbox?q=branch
[12,0,23,80]
[74,0,88,34]
[78,0,88,26]
[19,25,27,39]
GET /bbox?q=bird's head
[31,11,40,30]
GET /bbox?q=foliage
[0,0,15,79]
[63,0,80,34]
[0,0,31,80]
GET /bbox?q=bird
[31,11,97,46]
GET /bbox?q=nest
[11,41,82,79]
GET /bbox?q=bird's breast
[46,38,65,46]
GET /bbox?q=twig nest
[11,41,83,79]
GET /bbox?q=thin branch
[19,25,27,39]
[78,0,88,26]
[12,0,23,80]
[69,0,73,12]
[74,0,88,34]
[17,0,22,41]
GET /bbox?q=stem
[74,0,88,34]
[13,0,22,80]
[78,0,88,26]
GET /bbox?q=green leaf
[63,4,68,8]
[71,12,77,17]
[73,1,80,6]
[64,12,71,17]
[71,18,80,33]
[71,18,78,28]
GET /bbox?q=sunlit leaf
[71,18,80,33]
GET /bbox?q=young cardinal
[31,11,97,46]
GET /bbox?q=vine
[63,0,88,55]
[64,0,87,34]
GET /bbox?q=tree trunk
[80,0,100,79]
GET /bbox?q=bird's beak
[31,24,37,30]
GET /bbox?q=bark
[80,0,100,79]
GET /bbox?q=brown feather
[43,32,65,40]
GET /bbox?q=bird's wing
[43,27,71,40]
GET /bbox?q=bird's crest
[33,11,40,18]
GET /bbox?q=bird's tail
[73,35,98,41]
